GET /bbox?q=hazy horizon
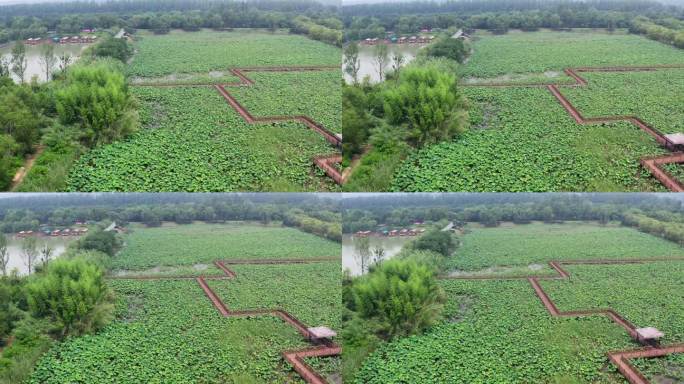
[0,0,680,6]
[342,0,683,5]
[0,0,340,6]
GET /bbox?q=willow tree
[382,63,468,148]
[10,41,27,84]
[25,257,114,336]
[349,258,444,339]
[343,42,361,84]
[21,236,38,274]
[56,61,138,147]
[39,43,57,81]
[373,43,388,81]
[0,234,8,276]
[354,236,371,273]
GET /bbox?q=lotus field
[127,30,341,77]
[28,223,342,383]
[446,222,684,271]
[459,31,684,79]
[111,223,340,270]
[392,30,684,192]
[352,222,684,383]
[67,30,341,192]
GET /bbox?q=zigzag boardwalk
[461,65,684,191]
[640,153,684,192]
[109,258,341,384]
[609,344,684,384]
[441,257,684,384]
[133,66,345,185]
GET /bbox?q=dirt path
[441,257,684,384]
[110,258,341,384]
[133,66,345,185]
[461,65,684,191]
[0,335,15,355]
[10,145,44,191]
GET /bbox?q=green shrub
[15,125,82,192]
[56,61,138,147]
[424,37,468,63]
[90,37,134,62]
[0,317,53,384]
[347,258,445,340]
[77,229,120,256]
[25,258,113,337]
[412,229,457,257]
[0,282,22,343]
[382,62,468,148]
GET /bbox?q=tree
[141,209,161,227]
[58,52,72,73]
[343,42,361,84]
[25,258,114,336]
[342,84,376,159]
[424,37,467,63]
[91,37,133,62]
[354,236,371,273]
[39,43,57,81]
[391,51,405,75]
[373,43,389,81]
[675,31,684,49]
[0,234,8,276]
[0,83,44,154]
[480,209,500,227]
[39,242,53,268]
[10,41,27,83]
[56,61,138,146]
[413,229,457,257]
[21,236,38,273]
[0,279,23,343]
[149,17,170,34]
[382,64,469,147]
[0,56,10,78]
[372,246,385,265]
[348,258,444,339]
[78,229,119,256]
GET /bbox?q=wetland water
[342,234,416,276]
[5,236,75,275]
[0,42,89,83]
[343,43,425,83]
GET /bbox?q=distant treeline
[0,0,333,17]
[622,210,684,246]
[0,195,341,242]
[343,0,683,39]
[631,15,684,48]
[343,0,670,17]
[342,194,684,232]
[0,192,339,213]
[0,0,341,46]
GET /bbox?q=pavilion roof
[636,327,664,340]
[307,326,337,339]
[664,133,684,145]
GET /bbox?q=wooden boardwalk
[442,257,684,384]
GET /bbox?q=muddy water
[342,234,416,276]
[0,42,89,83]
[343,43,425,84]
[5,235,75,275]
